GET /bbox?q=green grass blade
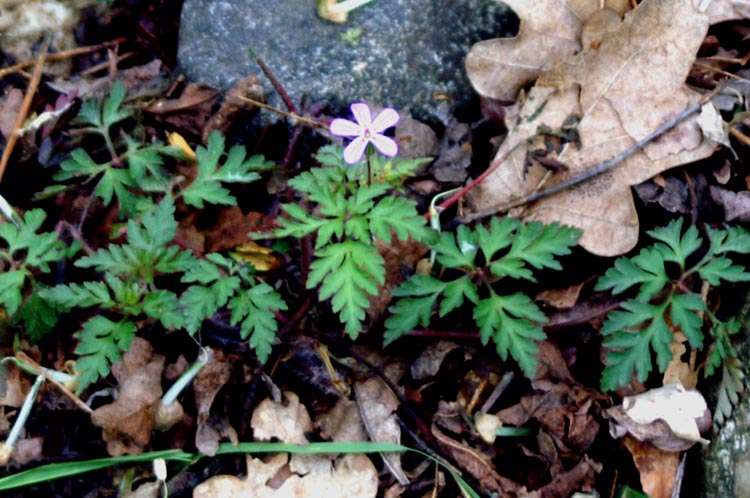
[0,449,194,491]
[0,441,480,497]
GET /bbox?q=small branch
[0,41,49,184]
[452,85,722,225]
[249,49,299,114]
[0,38,127,80]
[237,96,327,130]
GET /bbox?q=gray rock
[702,327,750,497]
[178,0,514,122]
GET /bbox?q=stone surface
[701,326,750,497]
[178,0,514,121]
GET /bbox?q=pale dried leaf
[469,0,715,256]
[698,103,730,147]
[317,397,368,442]
[466,1,632,102]
[710,186,750,222]
[703,0,750,24]
[605,384,712,451]
[251,391,313,444]
[193,452,378,498]
[355,378,408,485]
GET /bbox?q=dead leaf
[0,89,23,141]
[466,1,630,103]
[431,121,473,183]
[91,338,165,455]
[605,383,712,451]
[469,0,716,256]
[251,391,313,444]
[431,423,520,495]
[317,397,368,442]
[518,455,602,498]
[0,363,30,408]
[410,341,462,380]
[704,0,750,24]
[11,437,43,466]
[395,113,439,161]
[663,333,698,389]
[355,377,408,485]
[710,185,750,221]
[622,437,680,498]
[535,282,585,310]
[367,237,428,321]
[193,349,233,456]
[194,450,379,498]
[206,207,267,252]
[203,75,264,142]
[230,241,283,272]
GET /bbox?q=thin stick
[0,42,48,184]
[455,87,722,225]
[248,49,299,114]
[0,38,126,80]
[237,95,327,130]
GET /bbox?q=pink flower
[330,103,399,164]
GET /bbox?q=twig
[236,95,327,130]
[0,41,49,184]
[0,38,127,80]
[455,86,723,225]
[249,49,299,114]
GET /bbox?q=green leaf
[600,300,672,391]
[16,289,59,342]
[309,240,385,337]
[56,148,105,180]
[0,270,26,316]
[474,292,547,378]
[707,225,750,255]
[595,247,669,301]
[440,276,477,315]
[647,218,700,268]
[142,290,183,329]
[385,275,447,344]
[697,256,750,285]
[383,296,437,345]
[181,131,264,208]
[476,217,517,263]
[228,283,287,363]
[101,81,133,130]
[39,281,114,310]
[369,196,432,243]
[668,293,705,349]
[490,221,581,282]
[74,317,136,393]
[179,285,222,334]
[434,227,477,270]
[76,198,186,281]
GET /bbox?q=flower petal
[370,134,398,157]
[343,136,369,164]
[330,118,361,137]
[350,103,372,127]
[371,108,399,132]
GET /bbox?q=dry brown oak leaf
[465,0,632,103]
[468,0,716,256]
